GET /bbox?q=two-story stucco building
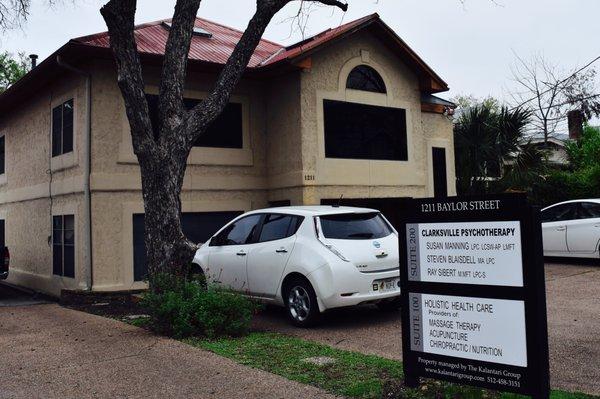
[0,14,456,296]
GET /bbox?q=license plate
[372,277,399,292]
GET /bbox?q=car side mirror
[210,236,222,247]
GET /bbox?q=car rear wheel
[284,278,319,327]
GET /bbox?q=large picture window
[323,99,408,161]
[145,94,243,149]
[52,99,74,157]
[53,215,75,278]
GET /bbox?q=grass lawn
[184,332,597,399]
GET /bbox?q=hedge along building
[0,14,456,296]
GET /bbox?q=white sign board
[409,293,527,367]
[406,221,523,287]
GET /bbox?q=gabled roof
[0,14,449,116]
[72,17,283,68]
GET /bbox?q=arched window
[346,65,386,93]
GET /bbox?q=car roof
[542,199,600,210]
[245,205,380,216]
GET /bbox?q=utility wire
[510,54,600,111]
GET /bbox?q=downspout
[56,56,93,291]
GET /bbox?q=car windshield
[319,212,393,240]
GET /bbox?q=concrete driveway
[0,304,336,399]
[253,261,600,396]
[0,283,50,307]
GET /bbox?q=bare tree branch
[158,0,201,146]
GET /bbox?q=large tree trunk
[139,151,196,278]
[100,0,348,284]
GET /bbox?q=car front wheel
[285,278,319,327]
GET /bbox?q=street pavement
[253,261,600,396]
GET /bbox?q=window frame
[346,64,387,94]
[576,202,600,220]
[318,212,394,240]
[52,214,75,278]
[541,204,578,223]
[210,214,264,247]
[322,99,408,162]
[145,94,244,149]
[256,213,304,243]
[51,99,74,158]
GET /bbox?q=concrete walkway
[0,304,337,399]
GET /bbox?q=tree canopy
[0,51,29,92]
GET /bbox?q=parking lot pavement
[0,304,337,399]
[0,283,51,307]
[252,261,600,396]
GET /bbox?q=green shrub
[141,273,259,339]
[529,165,600,207]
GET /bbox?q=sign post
[399,194,549,398]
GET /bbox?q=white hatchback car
[192,206,400,326]
[541,199,600,259]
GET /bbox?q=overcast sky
[2,0,599,104]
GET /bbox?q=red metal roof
[261,14,375,66]
[71,14,447,91]
[0,14,449,115]
[73,17,283,68]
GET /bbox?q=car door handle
[275,248,288,253]
[236,251,247,256]
[376,252,388,258]
[556,226,566,231]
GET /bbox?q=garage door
[133,211,242,282]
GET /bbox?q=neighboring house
[526,136,569,166]
[0,14,455,296]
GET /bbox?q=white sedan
[192,206,400,326]
[541,199,600,259]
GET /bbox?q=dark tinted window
[215,215,262,246]
[323,100,407,161]
[0,136,5,175]
[258,214,302,242]
[346,65,386,93]
[541,204,577,223]
[52,99,74,157]
[578,202,600,219]
[146,95,243,149]
[53,215,74,278]
[320,212,393,240]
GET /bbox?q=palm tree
[454,103,535,195]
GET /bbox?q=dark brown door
[432,147,448,198]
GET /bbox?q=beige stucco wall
[297,31,455,203]
[0,73,88,296]
[0,28,455,295]
[88,60,271,291]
